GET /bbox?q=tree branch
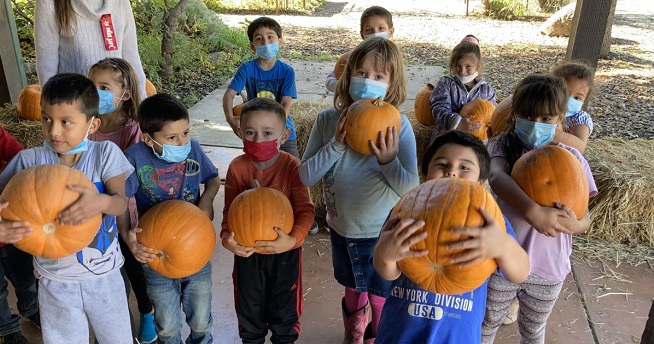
[10,0,34,26]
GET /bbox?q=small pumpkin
[391,178,505,295]
[459,99,495,141]
[233,102,246,117]
[0,165,102,259]
[137,200,216,278]
[228,180,294,253]
[345,97,402,156]
[145,79,157,97]
[414,83,435,126]
[17,84,42,121]
[511,145,589,219]
[489,96,512,138]
[334,51,351,80]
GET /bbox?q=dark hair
[41,73,99,120]
[360,6,393,33]
[138,93,189,135]
[247,17,283,42]
[462,34,479,44]
[449,41,482,75]
[551,60,595,105]
[239,98,287,127]
[421,130,490,181]
[55,0,75,36]
[89,58,142,122]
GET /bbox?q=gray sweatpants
[39,269,133,344]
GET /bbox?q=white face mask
[363,31,389,40]
[457,72,478,85]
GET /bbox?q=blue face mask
[97,89,125,115]
[44,117,94,155]
[363,31,389,40]
[255,42,279,60]
[147,134,191,163]
[349,77,388,101]
[566,97,583,117]
[514,118,557,150]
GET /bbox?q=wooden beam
[0,0,26,105]
[566,0,614,68]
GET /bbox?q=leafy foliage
[205,0,325,15]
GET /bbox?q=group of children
[0,4,598,344]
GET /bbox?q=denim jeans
[144,262,213,344]
[0,244,38,336]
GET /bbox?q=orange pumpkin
[17,84,42,121]
[414,83,435,126]
[334,50,351,80]
[511,145,589,219]
[489,96,512,138]
[460,99,495,141]
[233,102,246,117]
[228,180,294,253]
[137,200,216,278]
[391,178,505,295]
[345,97,402,156]
[0,165,102,259]
[145,79,157,97]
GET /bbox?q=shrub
[484,0,538,20]
[205,0,325,14]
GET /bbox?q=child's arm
[429,77,483,132]
[299,109,347,187]
[0,127,23,168]
[220,164,255,257]
[373,116,420,196]
[448,209,529,284]
[0,202,32,243]
[57,174,128,225]
[197,176,221,220]
[117,210,156,263]
[373,217,428,281]
[325,71,338,93]
[556,204,591,235]
[554,130,588,153]
[222,88,241,137]
[280,96,293,117]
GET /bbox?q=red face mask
[243,138,280,162]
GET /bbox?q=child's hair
[421,130,490,181]
[333,37,407,110]
[551,60,595,104]
[360,6,393,32]
[54,0,75,36]
[240,98,287,128]
[494,73,568,170]
[461,34,479,44]
[138,93,189,135]
[247,17,283,42]
[89,58,141,122]
[41,73,99,120]
[449,41,482,75]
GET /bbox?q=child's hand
[226,116,242,139]
[256,227,297,254]
[457,117,483,132]
[525,204,572,237]
[57,184,107,225]
[334,107,348,146]
[0,202,33,243]
[375,217,428,264]
[447,208,510,268]
[370,126,399,165]
[124,227,157,263]
[555,203,590,235]
[222,232,255,257]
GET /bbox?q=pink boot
[363,322,375,344]
[342,298,369,344]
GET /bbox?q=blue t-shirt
[228,59,298,139]
[376,216,517,344]
[125,139,219,217]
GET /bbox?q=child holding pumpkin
[480,73,597,343]
[372,130,530,343]
[119,93,220,344]
[0,73,135,343]
[429,36,497,139]
[221,97,314,343]
[300,37,419,343]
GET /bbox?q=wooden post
[566,0,614,68]
[0,0,27,105]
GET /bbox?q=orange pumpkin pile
[511,145,589,219]
[414,83,435,126]
[17,84,42,121]
[0,165,102,259]
[391,178,504,295]
[345,97,402,155]
[459,99,495,141]
[137,200,216,278]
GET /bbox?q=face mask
[349,77,388,101]
[514,118,557,150]
[566,97,583,117]
[97,89,125,115]
[456,72,478,85]
[363,31,389,40]
[44,117,94,155]
[147,134,191,163]
[243,136,282,162]
[255,42,279,60]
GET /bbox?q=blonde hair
[333,37,406,111]
[89,58,141,122]
[55,0,75,36]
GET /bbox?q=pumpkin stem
[373,97,384,107]
[426,83,434,89]
[251,179,261,188]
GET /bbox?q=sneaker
[138,313,157,344]
[26,312,40,329]
[309,221,320,235]
[0,332,29,344]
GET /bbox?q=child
[480,73,597,343]
[300,37,419,343]
[430,36,497,139]
[119,93,221,344]
[222,17,300,158]
[373,130,530,343]
[0,73,134,343]
[88,57,156,343]
[325,6,395,93]
[221,98,314,343]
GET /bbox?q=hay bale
[0,104,42,149]
[585,138,654,247]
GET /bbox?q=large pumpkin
[228,181,294,253]
[414,83,435,126]
[233,102,246,117]
[334,50,351,80]
[137,200,216,278]
[391,178,505,295]
[511,145,589,219]
[0,165,102,258]
[145,79,157,97]
[459,99,495,141]
[489,96,513,138]
[345,97,402,156]
[17,84,42,121]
